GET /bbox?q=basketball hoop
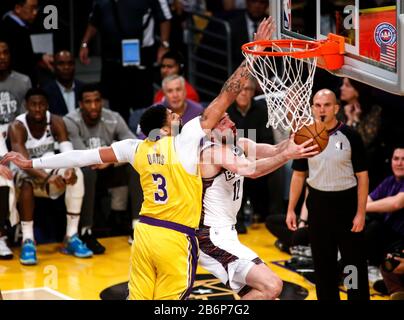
[242,33,344,132]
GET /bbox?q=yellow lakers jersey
[133,136,203,228]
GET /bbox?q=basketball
[294,121,329,153]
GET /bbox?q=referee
[286,89,370,300]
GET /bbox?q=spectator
[0,132,18,260]
[63,83,139,253]
[0,39,26,259]
[0,40,31,140]
[340,77,383,189]
[154,51,200,104]
[41,50,84,116]
[0,0,53,85]
[266,189,310,254]
[365,145,404,296]
[133,74,203,139]
[381,248,404,299]
[161,75,203,123]
[79,0,172,122]
[8,88,91,265]
[197,0,268,100]
[227,77,274,233]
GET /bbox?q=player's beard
[220,126,237,146]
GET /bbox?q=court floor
[0,224,388,300]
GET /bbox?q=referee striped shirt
[292,122,367,192]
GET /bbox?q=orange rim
[241,33,345,70]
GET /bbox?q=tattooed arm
[200,17,274,130]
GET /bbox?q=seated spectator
[0,40,26,259]
[8,88,92,265]
[0,0,53,85]
[0,40,31,140]
[266,188,310,254]
[381,247,404,299]
[154,51,200,104]
[63,83,140,251]
[365,145,404,295]
[42,50,84,116]
[0,132,18,260]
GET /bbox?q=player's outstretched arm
[0,147,119,170]
[200,17,275,130]
[239,135,318,161]
[207,137,317,179]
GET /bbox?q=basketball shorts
[128,216,198,300]
[14,167,84,213]
[197,225,263,295]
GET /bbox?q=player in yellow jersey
[1,18,275,300]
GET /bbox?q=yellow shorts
[128,217,198,300]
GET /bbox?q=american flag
[380,44,396,68]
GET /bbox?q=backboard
[272,0,404,95]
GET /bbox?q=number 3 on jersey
[152,173,168,204]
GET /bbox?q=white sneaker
[368,265,383,285]
[0,236,13,260]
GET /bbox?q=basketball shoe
[20,239,37,265]
[62,234,93,258]
[0,236,13,260]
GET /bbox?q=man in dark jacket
[0,0,53,84]
[42,50,83,116]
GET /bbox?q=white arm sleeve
[111,139,141,163]
[32,149,103,169]
[174,117,206,175]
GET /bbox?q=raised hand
[254,16,275,42]
[0,151,32,169]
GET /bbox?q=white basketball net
[243,42,317,133]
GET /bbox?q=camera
[381,243,404,273]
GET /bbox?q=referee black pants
[306,186,370,300]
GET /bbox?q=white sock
[132,218,139,230]
[81,226,92,236]
[66,214,80,238]
[21,221,34,242]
